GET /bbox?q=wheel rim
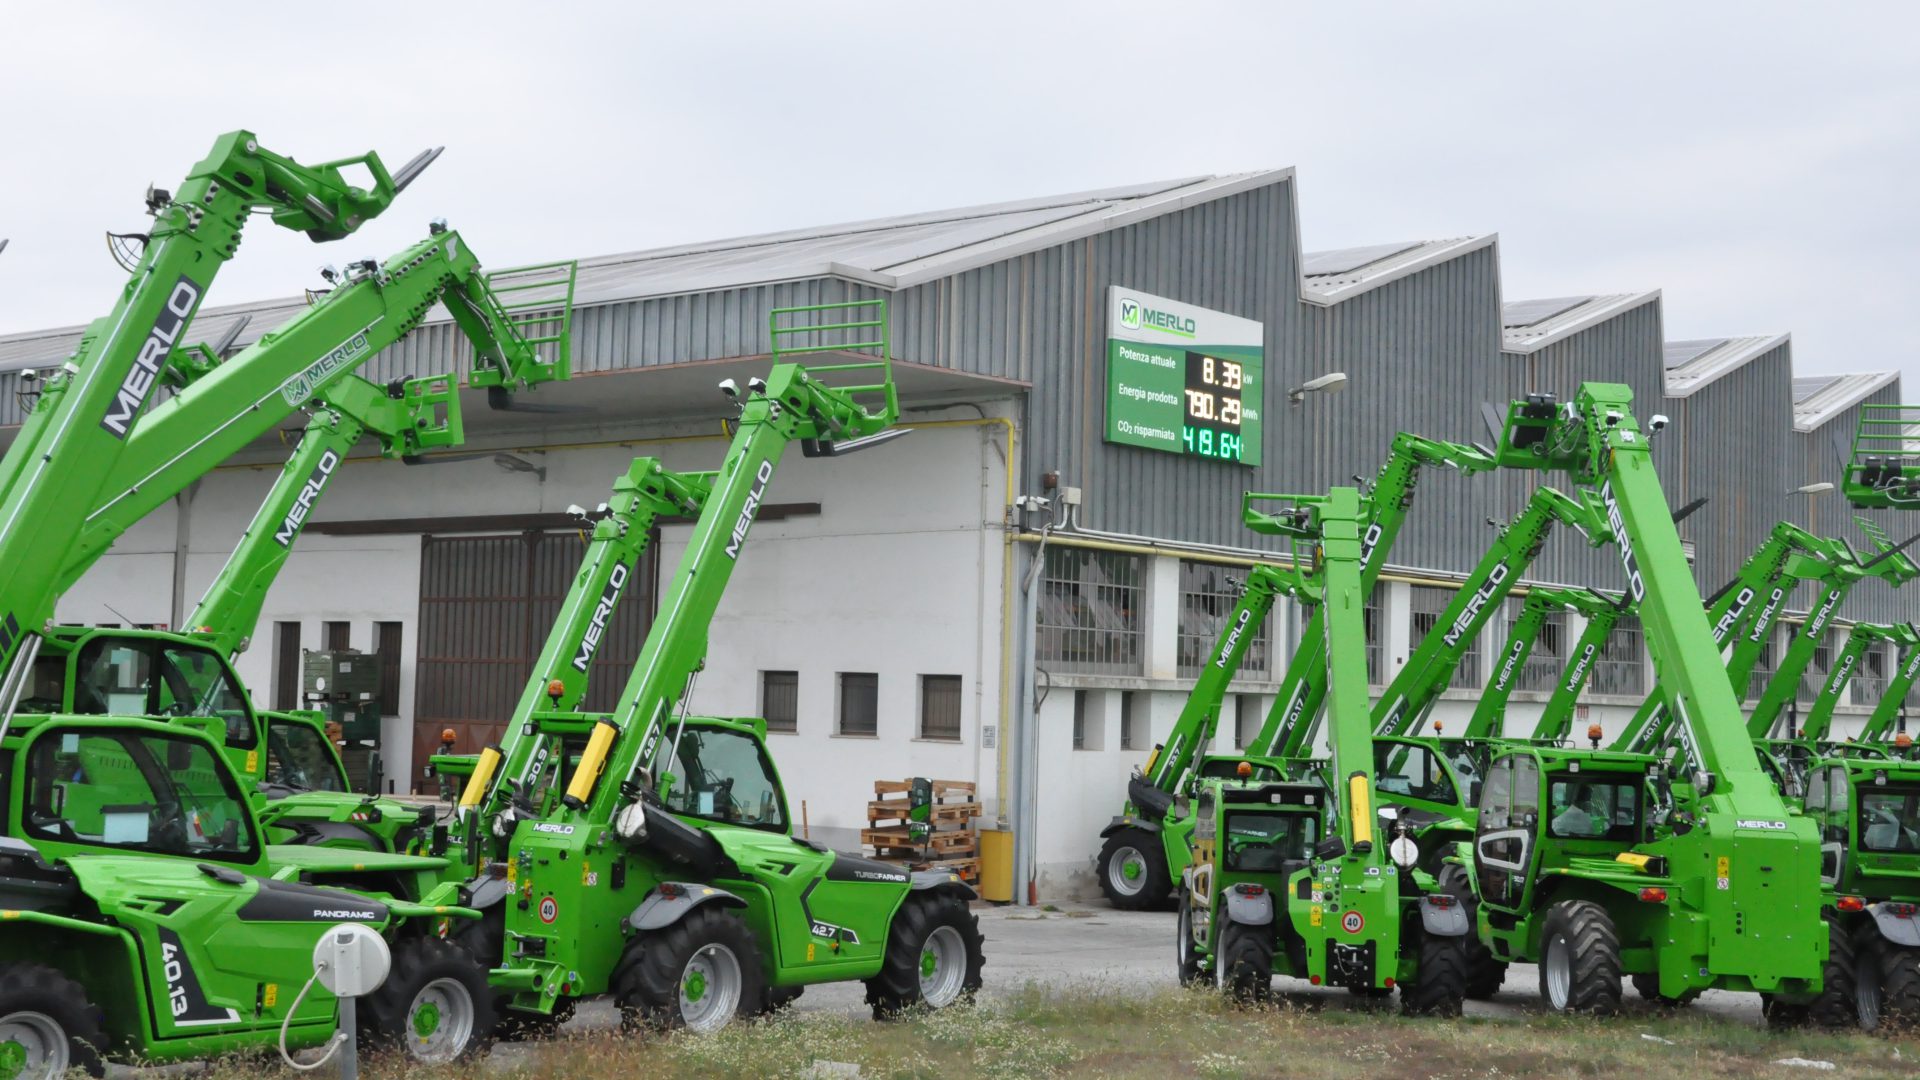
[1108,846,1148,896]
[1544,933,1572,1010]
[1857,953,1882,1031]
[0,1011,67,1078]
[919,925,968,1008]
[680,944,743,1033]
[406,977,475,1064]
[1177,899,1193,971]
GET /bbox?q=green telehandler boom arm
[1860,629,1920,743]
[1495,388,1785,790]
[1466,584,1622,741]
[1127,563,1301,819]
[1373,485,1611,739]
[1613,522,1839,754]
[1746,542,1918,739]
[1797,621,1916,745]
[451,456,714,850]
[0,132,428,700]
[1528,591,1631,742]
[1251,434,1496,760]
[52,237,573,602]
[563,341,900,824]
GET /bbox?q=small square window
[919,675,963,741]
[1120,691,1144,750]
[762,671,798,733]
[838,673,878,737]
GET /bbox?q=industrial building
[1,167,1908,899]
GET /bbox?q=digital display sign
[1105,288,1263,465]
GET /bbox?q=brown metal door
[412,531,655,788]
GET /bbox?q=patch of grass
[199,985,1920,1080]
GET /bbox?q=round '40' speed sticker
[1340,910,1365,934]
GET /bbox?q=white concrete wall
[59,408,1013,852]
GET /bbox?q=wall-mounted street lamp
[1287,371,1349,406]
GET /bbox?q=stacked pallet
[862,779,980,884]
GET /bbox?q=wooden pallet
[864,778,980,883]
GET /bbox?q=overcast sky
[4,2,1916,386]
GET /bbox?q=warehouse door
[412,531,655,788]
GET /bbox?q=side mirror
[1315,835,1348,862]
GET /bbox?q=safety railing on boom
[769,299,899,421]
[1845,403,1920,508]
[469,259,578,394]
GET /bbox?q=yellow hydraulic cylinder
[458,744,504,814]
[1348,773,1373,848]
[562,720,621,810]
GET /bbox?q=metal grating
[1176,560,1272,679]
[412,531,655,781]
[1038,548,1145,676]
[1592,616,1645,697]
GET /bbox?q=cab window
[71,639,255,749]
[661,727,787,831]
[1375,742,1458,804]
[24,727,256,860]
[1547,777,1640,841]
[265,719,349,793]
[1858,784,1920,853]
[1223,809,1318,872]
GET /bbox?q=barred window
[837,672,878,737]
[1591,616,1645,696]
[1364,585,1384,686]
[1410,585,1483,690]
[919,675,962,741]
[1177,561,1273,680]
[1508,598,1567,693]
[1038,548,1144,676]
[761,671,799,733]
[1746,628,1778,703]
[1856,642,1890,708]
[1798,628,1839,705]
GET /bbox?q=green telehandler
[1097,433,1495,909]
[1176,487,1470,1015]
[1462,385,1828,1015]
[453,302,987,1035]
[0,132,504,1075]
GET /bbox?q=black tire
[1630,972,1701,1007]
[1399,925,1467,1017]
[0,962,105,1078]
[1175,890,1203,986]
[451,910,571,1042]
[1881,945,1920,1030]
[1438,864,1505,999]
[1098,829,1171,910]
[359,936,496,1063]
[613,905,765,1034]
[1215,921,1273,1003]
[1538,900,1620,1014]
[1806,921,1858,1029]
[865,891,986,1019]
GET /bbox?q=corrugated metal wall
[1794,382,1911,624]
[1670,344,1795,605]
